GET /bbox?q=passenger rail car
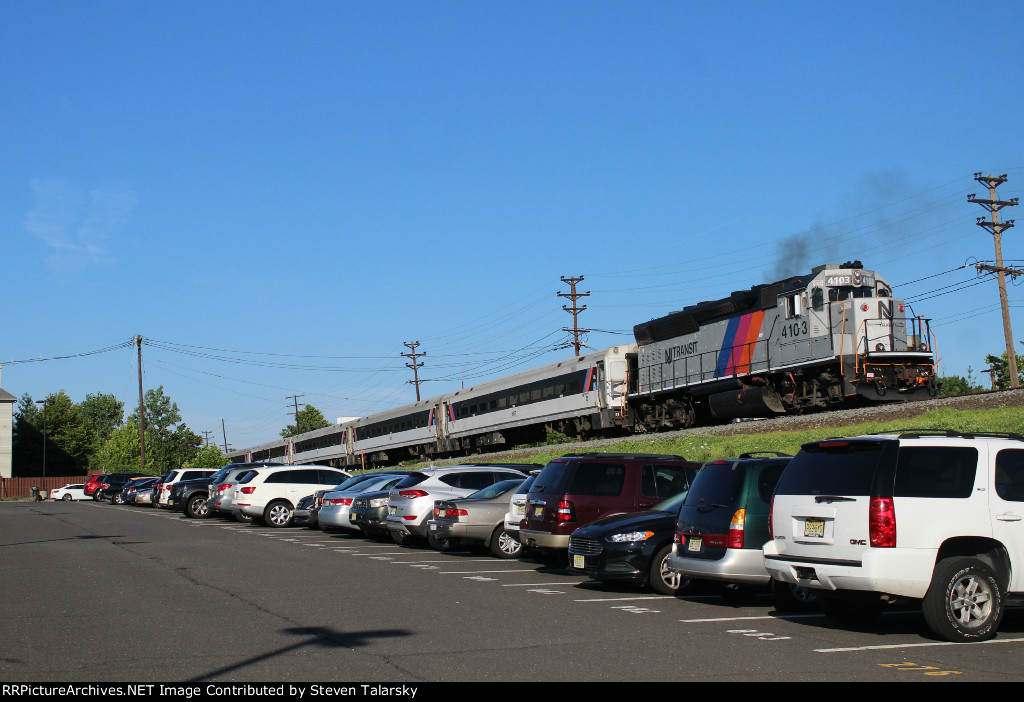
[629,261,937,431]
[231,345,633,468]
[231,262,937,467]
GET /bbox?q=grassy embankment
[510,405,1024,467]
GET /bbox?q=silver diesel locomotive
[630,261,936,431]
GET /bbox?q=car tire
[922,556,1004,642]
[62,494,72,502]
[427,531,452,551]
[186,495,210,519]
[817,594,885,626]
[264,500,293,528]
[112,492,125,505]
[93,490,104,502]
[490,527,523,559]
[771,579,818,612]
[649,544,689,596]
[390,530,408,546]
[234,511,254,523]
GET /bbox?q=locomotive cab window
[784,293,802,319]
[811,287,824,311]
[829,285,874,302]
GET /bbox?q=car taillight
[327,498,352,506]
[728,509,746,549]
[101,484,111,489]
[869,497,896,547]
[240,486,256,494]
[216,483,231,491]
[399,490,429,498]
[445,508,468,518]
[556,500,575,522]
[673,531,684,544]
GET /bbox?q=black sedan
[567,491,689,595]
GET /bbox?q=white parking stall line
[679,613,825,623]
[502,582,585,587]
[440,569,544,575]
[382,558,499,564]
[815,637,1024,653]
[575,596,677,602]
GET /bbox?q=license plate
[573,555,585,569]
[686,536,702,553]
[515,504,526,515]
[389,506,397,516]
[167,499,174,506]
[533,506,543,518]
[804,519,825,538]
[349,514,358,522]
[429,523,437,531]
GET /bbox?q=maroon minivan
[519,453,700,551]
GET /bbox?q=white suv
[763,430,1024,642]
[155,468,216,508]
[231,465,351,527]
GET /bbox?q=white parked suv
[763,430,1024,642]
[386,464,534,545]
[156,468,217,508]
[231,465,351,528]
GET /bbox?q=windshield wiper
[696,503,728,513]
[814,495,857,503]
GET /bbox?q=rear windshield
[514,475,538,496]
[774,441,886,497]
[238,471,258,484]
[392,473,429,489]
[685,462,747,507]
[469,479,525,500]
[529,460,628,496]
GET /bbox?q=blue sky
[4,1,1023,450]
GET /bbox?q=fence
[0,475,90,499]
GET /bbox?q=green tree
[79,392,124,443]
[12,390,96,476]
[984,343,1024,390]
[94,420,144,472]
[936,366,985,396]
[281,404,331,438]
[127,385,182,433]
[184,444,226,469]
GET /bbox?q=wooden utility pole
[968,173,1021,388]
[202,430,214,447]
[286,394,305,425]
[135,335,146,472]
[559,276,591,356]
[402,342,426,401]
[221,419,231,455]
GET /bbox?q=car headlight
[369,497,389,508]
[608,530,655,543]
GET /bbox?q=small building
[0,386,14,479]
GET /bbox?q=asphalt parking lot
[2,500,1023,682]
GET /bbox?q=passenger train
[229,262,937,468]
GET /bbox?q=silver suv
[386,464,534,545]
[764,430,1024,642]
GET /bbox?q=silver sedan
[318,474,407,532]
[428,479,526,558]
